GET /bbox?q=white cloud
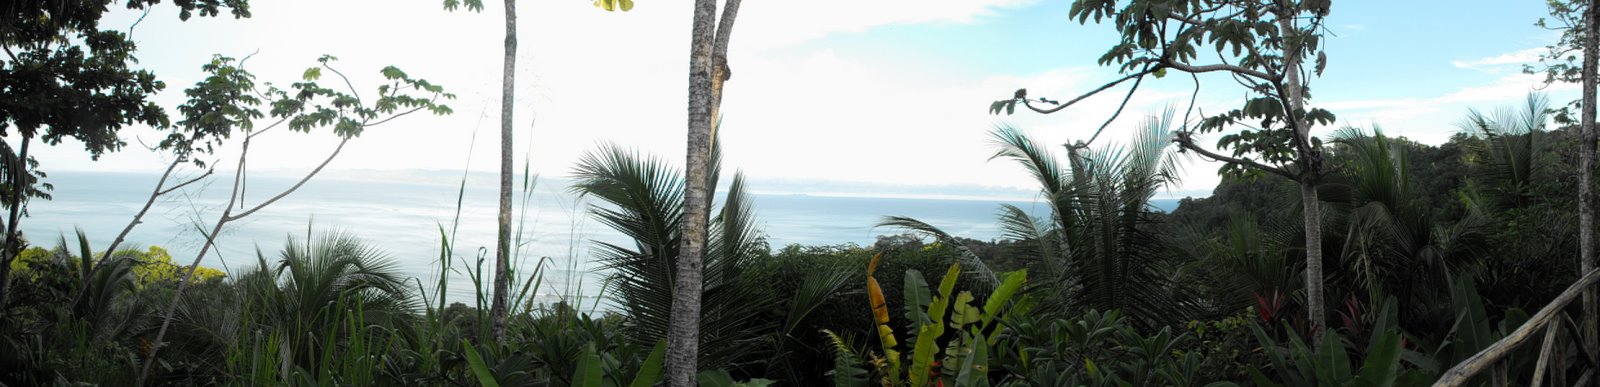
[1451,48,1544,70]
[1321,71,1578,144]
[738,0,1038,50]
[26,0,1050,192]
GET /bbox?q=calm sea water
[21,171,1178,306]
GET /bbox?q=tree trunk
[1580,0,1599,377]
[489,0,517,341]
[1300,179,1325,342]
[668,0,718,385]
[1274,10,1325,345]
[0,137,30,311]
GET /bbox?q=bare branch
[1081,68,1148,147]
[128,7,153,39]
[157,167,215,196]
[1023,66,1161,114]
[101,159,177,260]
[246,116,290,140]
[323,62,363,109]
[364,105,430,128]
[225,138,349,221]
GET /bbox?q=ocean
[19,171,1180,307]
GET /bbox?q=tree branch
[706,0,744,148]
[225,138,348,221]
[1174,133,1295,180]
[365,104,431,128]
[323,62,363,109]
[1023,66,1161,114]
[1162,59,1277,81]
[1081,68,1148,147]
[157,168,214,196]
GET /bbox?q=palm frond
[876,215,999,290]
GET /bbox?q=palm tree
[1327,127,1485,334]
[570,142,771,371]
[883,110,1188,327]
[231,230,416,381]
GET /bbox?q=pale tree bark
[1274,10,1326,346]
[1580,0,1599,377]
[668,0,715,383]
[668,0,740,384]
[489,0,517,342]
[1299,179,1325,339]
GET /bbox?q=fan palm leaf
[570,140,775,371]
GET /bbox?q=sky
[28,0,1582,199]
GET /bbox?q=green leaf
[1352,330,1403,387]
[954,332,990,387]
[629,340,667,387]
[461,341,500,387]
[697,369,736,387]
[949,292,980,329]
[573,343,603,387]
[904,269,933,339]
[302,67,321,81]
[980,269,1026,327]
[1314,331,1349,383]
[908,324,941,387]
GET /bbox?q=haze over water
[20,171,1178,307]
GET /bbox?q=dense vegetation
[6,0,1600,386]
[0,93,1593,385]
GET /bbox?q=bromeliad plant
[839,253,1030,387]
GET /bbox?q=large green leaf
[981,269,1027,327]
[629,340,667,387]
[955,332,990,387]
[904,269,933,342]
[461,341,500,387]
[1352,330,1403,387]
[573,343,603,387]
[949,292,981,329]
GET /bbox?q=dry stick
[1437,269,1600,386]
[1531,320,1562,387]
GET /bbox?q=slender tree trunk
[1580,0,1599,376]
[1274,11,1325,345]
[0,137,30,310]
[706,0,741,142]
[489,0,517,342]
[668,0,718,385]
[1300,179,1325,342]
